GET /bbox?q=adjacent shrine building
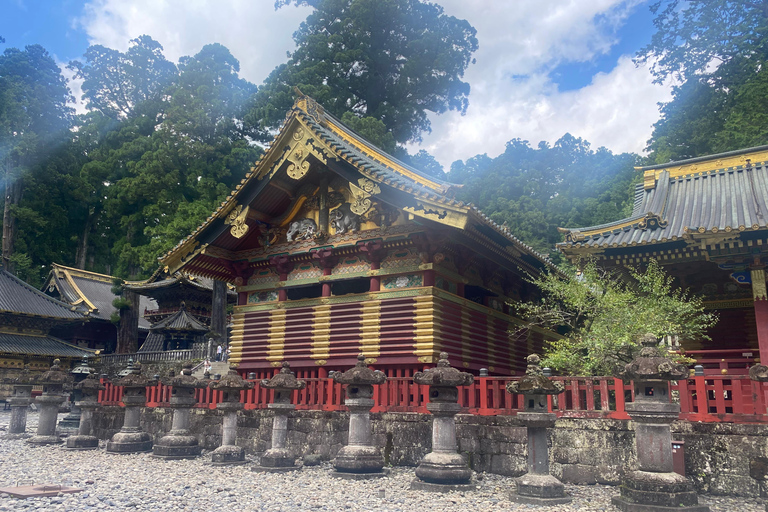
[160,95,558,378]
[559,146,768,369]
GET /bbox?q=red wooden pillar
[322,268,332,297]
[423,269,435,287]
[370,261,381,292]
[752,268,768,365]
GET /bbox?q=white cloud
[411,56,673,168]
[77,0,312,84]
[58,61,87,115]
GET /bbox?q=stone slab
[612,497,710,512]
[332,468,390,480]
[251,465,302,473]
[0,485,83,498]
[409,479,479,493]
[509,492,572,505]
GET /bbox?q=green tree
[638,1,768,161]
[247,0,478,144]
[69,35,177,119]
[0,44,73,272]
[515,260,717,376]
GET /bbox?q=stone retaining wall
[91,408,768,498]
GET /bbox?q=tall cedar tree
[247,0,478,144]
[637,1,768,161]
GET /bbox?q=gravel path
[0,411,763,511]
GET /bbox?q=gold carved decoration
[349,178,380,215]
[752,268,767,300]
[280,123,331,181]
[224,204,250,239]
[315,359,328,366]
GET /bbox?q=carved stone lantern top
[36,359,73,388]
[749,364,768,382]
[75,371,106,397]
[506,355,565,396]
[332,354,386,386]
[209,367,255,392]
[115,359,154,388]
[5,364,34,385]
[70,356,94,378]
[260,362,306,391]
[413,353,474,388]
[622,334,688,382]
[162,362,205,389]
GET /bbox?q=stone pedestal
[612,334,709,512]
[252,362,305,473]
[506,354,571,505]
[66,372,105,450]
[4,367,34,440]
[27,359,72,445]
[153,365,204,459]
[209,368,254,465]
[411,352,475,492]
[332,354,387,478]
[106,360,154,454]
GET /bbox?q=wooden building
[0,265,94,397]
[558,146,768,371]
[160,95,558,378]
[43,263,155,352]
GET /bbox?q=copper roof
[0,266,83,320]
[559,146,768,250]
[0,332,93,358]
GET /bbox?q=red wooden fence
[97,375,768,424]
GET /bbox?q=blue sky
[1,0,671,168]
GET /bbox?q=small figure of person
[216,344,222,361]
[204,358,212,375]
[225,345,231,362]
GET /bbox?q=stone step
[192,361,230,379]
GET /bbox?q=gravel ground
[0,411,764,512]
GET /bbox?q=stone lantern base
[210,445,249,466]
[410,452,475,492]
[65,434,99,450]
[106,429,152,454]
[152,433,201,459]
[509,474,572,505]
[334,445,385,474]
[612,471,709,512]
[252,448,301,473]
[26,433,63,445]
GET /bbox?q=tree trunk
[211,279,228,349]
[116,289,140,354]
[2,172,21,272]
[75,213,92,269]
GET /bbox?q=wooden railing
[99,347,206,365]
[97,374,768,424]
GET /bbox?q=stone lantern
[332,354,387,478]
[612,334,709,512]
[153,362,206,459]
[506,354,571,505]
[3,365,35,439]
[411,352,475,491]
[252,361,305,472]
[106,359,155,454]
[66,370,106,450]
[208,367,254,465]
[58,356,94,431]
[27,359,73,445]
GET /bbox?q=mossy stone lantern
[106,359,156,454]
[332,354,387,478]
[209,367,254,465]
[506,354,571,505]
[153,362,206,459]
[612,334,709,512]
[411,352,475,492]
[252,362,306,472]
[27,359,72,445]
[4,365,35,439]
[66,370,106,450]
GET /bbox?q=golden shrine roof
[160,94,555,274]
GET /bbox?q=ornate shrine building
[159,95,558,379]
[43,263,155,352]
[124,272,235,353]
[559,146,768,371]
[0,265,93,397]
